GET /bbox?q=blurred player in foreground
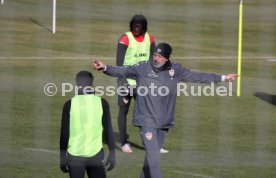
[60,71,115,178]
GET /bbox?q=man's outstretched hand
[225,74,239,81]
[92,59,106,71]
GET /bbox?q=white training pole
[52,0,56,33]
[1,0,4,5]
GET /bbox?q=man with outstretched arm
[92,43,238,178]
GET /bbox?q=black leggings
[117,91,136,146]
[118,105,130,145]
[67,149,106,178]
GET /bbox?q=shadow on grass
[254,92,276,105]
[29,18,52,33]
[103,132,144,151]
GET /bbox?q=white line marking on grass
[267,59,276,62]
[1,56,276,61]
[24,148,58,154]
[173,170,215,178]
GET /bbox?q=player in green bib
[116,14,155,153]
[60,71,115,178]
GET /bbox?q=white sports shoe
[160,148,169,154]
[121,143,133,153]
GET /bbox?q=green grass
[1,0,276,177]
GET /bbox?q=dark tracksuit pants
[67,149,106,178]
[139,127,168,178]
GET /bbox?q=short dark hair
[129,14,148,32]
[75,71,94,87]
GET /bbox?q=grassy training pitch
[0,0,276,177]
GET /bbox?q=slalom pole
[52,0,56,34]
[237,0,243,96]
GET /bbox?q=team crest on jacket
[169,69,175,79]
[145,131,153,141]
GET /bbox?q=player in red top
[116,14,169,154]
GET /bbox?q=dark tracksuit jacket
[104,60,222,129]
